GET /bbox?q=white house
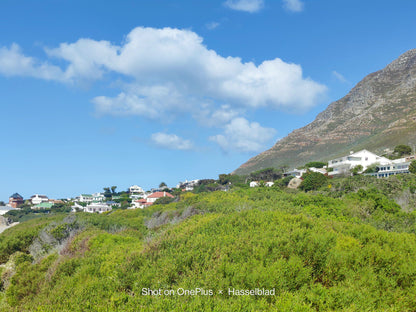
[176,179,200,191]
[250,181,259,187]
[328,149,390,176]
[146,191,174,203]
[367,155,415,178]
[30,194,49,205]
[92,193,105,202]
[129,185,144,194]
[131,198,147,209]
[83,202,112,213]
[79,194,93,203]
[283,169,307,178]
[250,181,274,187]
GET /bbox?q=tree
[111,186,117,194]
[159,182,167,188]
[394,145,412,156]
[103,187,111,199]
[351,164,363,176]
[249,168,281,182]
[409,160,416,174]
[299,172,328,192]
[363,163,379,174]
[154,196,175,205]
[305,161,327,169]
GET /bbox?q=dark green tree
[103,187,112,199]
[159,182,167,188]
[111,186,117,194]
[299,172,328,192]
[351,164,363,176]
[394,145,412,156]
[305,161,327,168]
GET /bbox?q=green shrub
[300,172,328,192]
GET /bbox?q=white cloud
[0,27,326,153]
[283,0,304,12]
[151,132,193,150]
[210,117,276,152]
[224,0,264,13]
[0,27,326,117]
[0,44,65,81]
[206,22,220,30]
[332,70,348,83]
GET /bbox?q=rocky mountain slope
[234,49,416,175]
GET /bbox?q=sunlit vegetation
[2,175,416,311]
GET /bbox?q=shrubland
[1,175,416,311]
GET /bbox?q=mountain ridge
[234,49,416,175]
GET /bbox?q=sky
[1,0,416,200]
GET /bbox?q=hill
[2,175,416,311]
[234,49,416,175]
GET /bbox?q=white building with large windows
[30,194,49,205]
[129,185,144,194]
[328,149,390,176]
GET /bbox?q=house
[131,198,147,209]
[250,181,259,187]
[250,181,274,187]
[283,167,327,178]
[283,169,307,178]
[32,202,54,210]
[106,201,121,207]
[92,193,105,202]
[146,191,174,204]
[9,193,24,208]
[328,149,390,176]
[366,155,415,178]
[30,194,49,205]
[79,194,93,203]
[83,202,112,213]
[129,185,144,194]
[176,180,200,191]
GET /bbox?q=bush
[409,160,416,174]
[300,172,328,192]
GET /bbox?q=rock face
[234,49,416,175]
[0,216,11,226]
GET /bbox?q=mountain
[234,49,416,175]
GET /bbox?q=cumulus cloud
[210,117,276,152]
[224,0,264,13]
[0,44,65,81]
[151,132,193,150]
[283,0,304,12]
[0,27,326,118]
[0,27,327,153]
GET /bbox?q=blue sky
[1,0,415,201]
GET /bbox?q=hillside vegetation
[1,175,416,311]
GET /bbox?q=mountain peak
[234,49,416,175]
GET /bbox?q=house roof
[31,194,48,199]
[81,194,93,197]
[10,193,23,199]
[33,202,54,209]
[147,191,174,199]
